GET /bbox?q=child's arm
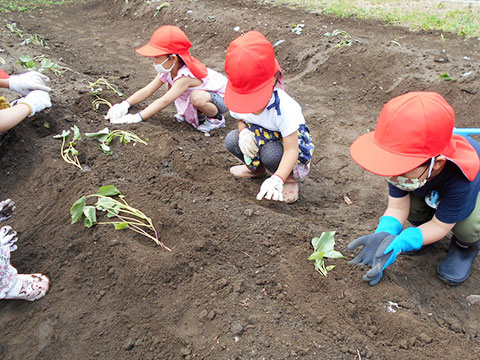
[0,79,9,89]
[382,195,410,226]
[126,74,164,106]
[139,76,200,120]
[418,216,455,245]
[274,132,299,181]
[0,104,31,132]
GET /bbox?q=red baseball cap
[350,92,479,180]
[0,69,9,79]
[225,31,280,113]
[136,25,207,78]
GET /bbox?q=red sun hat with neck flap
[350,91,479,181]
[136,25,207,79]
[224,31,281,113]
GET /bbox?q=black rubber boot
[437,237,480,285]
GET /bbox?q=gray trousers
[225,129,283,174]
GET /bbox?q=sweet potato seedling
[17,54,72,75]
[308,231,345,276]
[6,22,48,47]
[70,185,170,250]
[53,125,82,169]
[85,78,123,111]
[86,127,147,156]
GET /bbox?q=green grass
[0,0,71,13]
[270,0,480,37]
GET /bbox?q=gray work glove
[347,232,390,266]
[362,236,397,286]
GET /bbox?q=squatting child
[224,31,314,203]
[106,25,228,134]
[348,92,480,286]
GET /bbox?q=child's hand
[105,100,130,121]
[239,128,259,159]
[110,113,142,124]
[0,199,15,223]
[9,71,51,95]
[17,90,52,117]
[347,232,391,266]
[257,174,284,201]
[0,225,18,252]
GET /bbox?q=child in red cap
[105,25,227,134]
[224,31,314,203]
[348,92,480,286]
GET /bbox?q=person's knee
[225,130,239,153]
[260,142,283,173]
[190,90,208,108]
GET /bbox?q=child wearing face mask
[347,92,480,287]
[105,25,228,134]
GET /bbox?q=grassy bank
[270,0,480,37]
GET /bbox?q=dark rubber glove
[363,228,423,286]
[348,216,403,266]
[347,232,391,266]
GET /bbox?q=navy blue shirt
[389,137,480,224]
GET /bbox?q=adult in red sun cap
[224,31,314,204]
[348,91,480,287]
[106,25,228,134]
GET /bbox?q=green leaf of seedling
[70,196,86,224]
[70,147,79,156]
[104,133,115,145]
[439,72,452,81]
[309,231,344,276]
[72,125,82,141]
[96,196,116,210]
[98,185,121,196]
[53,129,71,139]
[106,203,121,218]
[85,127,110,143]
[114,222,129,230]
[99,143,113,155]
[82,206,97,228]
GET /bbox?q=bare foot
[230,165,266,178]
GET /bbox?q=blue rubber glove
[363,227,423,286]
[347,216,402,266]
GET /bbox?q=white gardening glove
[9,71,51,95]
[0,226,18,252]
[239,128,259,159]
[257,174,284,201]
[17,90,52,117]
[105,100,130,121]
[0,199,15,223]
[110,112,142,124]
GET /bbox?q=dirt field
[1,0,480,359]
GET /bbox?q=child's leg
[407,194,435,226]
[225,130,265,178]
[0,243,19,299]
[191,90,227,118]
[259,142,298,203]
[438,193,480,285]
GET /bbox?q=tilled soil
[1,0,480,359]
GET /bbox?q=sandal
[4,273,49,301]
[230,165,266,178]
[283,181,299,204]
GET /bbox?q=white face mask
[153,56,175,74]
